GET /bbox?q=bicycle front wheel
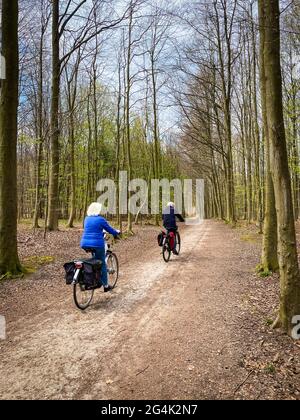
[163,240,171,263]
[107,252,119,289]
[175,232,181,255]
[73,283,94,311]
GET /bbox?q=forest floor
[0,220,300,400]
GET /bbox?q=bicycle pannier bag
[83,259,102,289]
[64,262,76,285]
[157,232,164,247]
[169,232,175,251]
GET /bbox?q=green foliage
[0,271,24,281]
[18,75,188,227]
[264,363,276,375]
[256,264,272,278]
[120,231,135,240]
[241,234,261,244]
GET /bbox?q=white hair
[167,202,175,208]
[87,202,103,216]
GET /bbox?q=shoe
[104,285,113,293]
[173,250,179,256]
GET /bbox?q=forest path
[0,221,254,400]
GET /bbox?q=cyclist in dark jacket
[162,202,185,255]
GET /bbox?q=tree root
[272,315,281,330]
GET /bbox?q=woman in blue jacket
[81,203,120,292]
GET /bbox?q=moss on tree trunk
[260,0,300,335]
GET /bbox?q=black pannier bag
[157,232,164,247]
[64,262,76,285]
[83,259,102,289]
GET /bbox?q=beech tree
[0,0,22,276]
[258,0,278,274]
[259,0,300,334]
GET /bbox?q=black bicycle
[162,230,181,263]
[73,235,119,310]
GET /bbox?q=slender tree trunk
[47,0,60,231]
[93,57,99,183]
[241,123,248,220]
[214,0,236,224]
[151,51,161,226]
[33,27,45,229]
[66,55,80,229]
[84,93,93,218]
[116,62,122,231]
[245,35,253,224]
[126,6,133,234]
[0,0,22,276]
[67,116,76,228]
[251,10,263,232]
[260,0,300,334]
[246,126,253,223]
[212,153,224,220]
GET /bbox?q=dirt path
[0,221,299,400]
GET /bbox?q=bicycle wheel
[73,281,94,311]
[106,252,119,289]
[175,232,181,255]
[163,239,171,263]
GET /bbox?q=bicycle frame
[161,230,181,263]
[72,236,111,285]
[72,235,120,310]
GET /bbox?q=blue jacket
[163,206,185,230]
[80,216,119,249]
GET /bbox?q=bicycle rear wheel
[73,282,94,311]
[107,252,119,289]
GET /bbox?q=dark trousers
[93,248,108,287]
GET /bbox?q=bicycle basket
[64,262,76,285]
[82,259,102,289]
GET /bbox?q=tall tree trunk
[67,116,75,228]
[251,9,263,232]
[260,0,300,334]
[291,88,299,221]
[259,0,279,274]
[66,54,80,229]
[0,0,22,276]
[33,25,45,229]
[47,0,60,231]
[151,50,161,226]
[214,0,236,224]
[93,56,99,184]
[241,122,248,220]
[84,92,93,218]
[116,62,122,231]
[126,5,133,234]
[246,122,253,223]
